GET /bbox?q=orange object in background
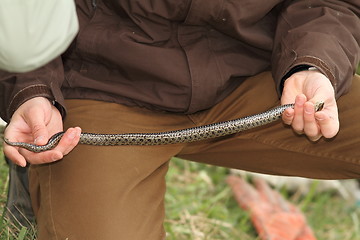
[227,176,317,240]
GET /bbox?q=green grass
[164,159,360,240]
[3,153,359,239]
[164,159,255,240]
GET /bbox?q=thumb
[25,107,50,145]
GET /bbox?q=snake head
[315,101,325,112]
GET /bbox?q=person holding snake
[0,0,359,239]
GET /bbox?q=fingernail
[296,96,304,104]
[296,101,304,107]
[305,105,313,114]
[68,130,76,140]
[34,136,44,144]
[19,161,27,168]
[52,153,62,162]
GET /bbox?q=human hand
[3,97,81,167]
[281,70,339,141]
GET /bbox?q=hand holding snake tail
[3,102,324,153]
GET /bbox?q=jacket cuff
[7,84,66,121]
[275,56,337,97]
[278,64,321,95]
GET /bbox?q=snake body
[4,102,324,152]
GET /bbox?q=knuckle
[304,126,320,138]
[305,131,319,139]
[294,130,304,136]
[308,134,322,142]
[319,121,339,139]
[32,123,45,134]
[282,117,292,125]
[304,114,315,123]
[322,128,338,139]
[292,125,303,133]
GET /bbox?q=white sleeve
[0,0,79,72]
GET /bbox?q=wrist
[279,65,322,95]
[8,85,65,122]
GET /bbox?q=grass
[1,152,359,239]
[164,159,360,240]
[164,159,255,240]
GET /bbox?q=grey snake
[3,102,324,153]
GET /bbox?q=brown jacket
[1,0,359,122]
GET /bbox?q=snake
[3,102,324,153]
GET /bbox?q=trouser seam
[186,113,203,126]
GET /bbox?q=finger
[226,176,259,209]
[18,128,81,164]
[3,127,32,167]
[291,94,307,134]
[19,148,63,165]
[282,108,294,125]
[52,127,81,156]
[315,111,339,138]
[3,145,28,167]
[303,102,322,141]
[272,191,291,212]
[254,178,278,204]
[25,107,49,145]
[254,178,294,212]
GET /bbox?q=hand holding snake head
[3,97,81,167]
[281,70,339,141]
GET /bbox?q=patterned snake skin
[4,102,324,152]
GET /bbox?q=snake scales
[4,102,324,153]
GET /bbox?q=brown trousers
[29,72,360,240]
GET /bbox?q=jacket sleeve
[0,57,66,123]
[272,0,360,98]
